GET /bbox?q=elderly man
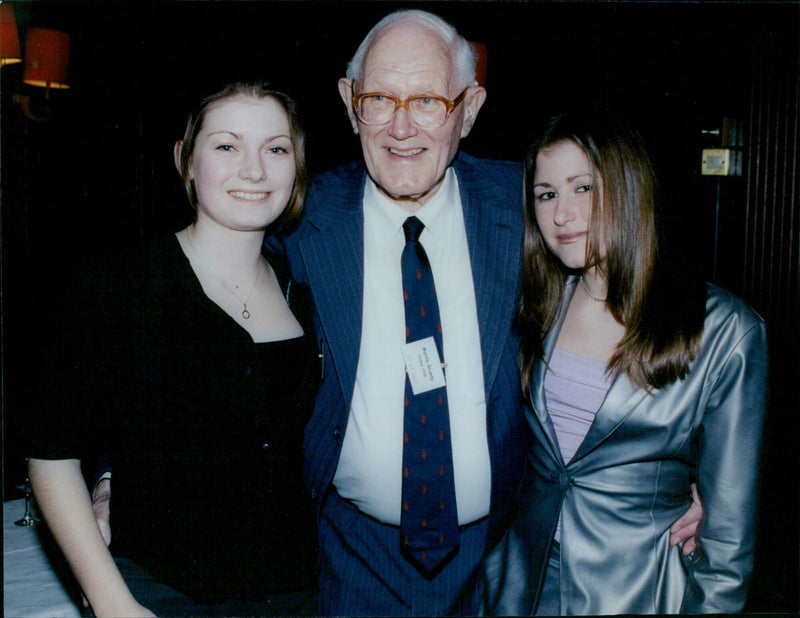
[286,10,526,615]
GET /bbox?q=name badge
[402,336,446,395]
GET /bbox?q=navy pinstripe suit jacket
[282,152,528,554]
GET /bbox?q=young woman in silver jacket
[484,112,767,615]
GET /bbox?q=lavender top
[544,347,613,541]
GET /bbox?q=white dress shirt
[333,169,491,526]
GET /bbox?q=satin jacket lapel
[571,372,648,462]
[543,276,649,463]
[456,159,522,397]
[298,168,366,404]
[531,278,577,464]
[532,276,650,464]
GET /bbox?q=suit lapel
[571,373,648,462]
[531,278,575,464]
[298,168,366,401]
[456,158,522,399]
[534,275,649,464]
[300,158,525,418]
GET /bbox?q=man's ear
[174,141,187,176]
[338,78,359,134]
[460,85,487,138]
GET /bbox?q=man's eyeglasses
[351,82,468,129]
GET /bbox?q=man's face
[338,23,485,212]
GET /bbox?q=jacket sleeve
[682,317,768,613]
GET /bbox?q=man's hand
[669,483,704,555]
[92,477,112,546]
[83,478,112,608]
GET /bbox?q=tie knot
[403,216,425,243]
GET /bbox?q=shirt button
[310,489,318,499]
[333,426,342,440]
[261,443,270,452]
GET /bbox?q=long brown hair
[518,112,706,396]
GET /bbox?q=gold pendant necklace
[185,232,262,320]
[237,269,260,319]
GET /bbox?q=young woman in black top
[28,82,319,616]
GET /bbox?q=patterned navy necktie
[400,216,460,575]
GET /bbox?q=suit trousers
[534,542,561,616]
[318,490,488,616]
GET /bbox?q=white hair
[345,10,476,90]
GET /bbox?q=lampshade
[23,27,70,89]
[469,41,488,88]
[0,3,22,66]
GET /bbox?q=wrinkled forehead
[361,23,454,87]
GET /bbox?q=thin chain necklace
[184,231,262,320]
[579,276,607,303]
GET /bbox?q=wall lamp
[1,4,22,66]
[2,4,70,122]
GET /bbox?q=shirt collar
[363,168,458,243]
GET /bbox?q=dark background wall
[2,1,798,613]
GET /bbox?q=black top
[27,236,319,602]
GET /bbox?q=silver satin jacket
[484,277,768,615]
